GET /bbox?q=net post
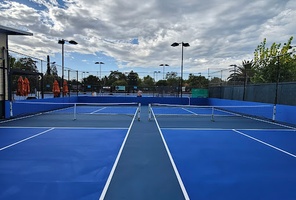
[211,106,215,122]
[73,103,77,120]
[272,105,276,121]
[137,103,141,121]
[148,104,151,121]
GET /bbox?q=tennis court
[0,103,142,199]
[150,103,296,200]
[0,100,296,200]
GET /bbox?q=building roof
[0,25,33,36]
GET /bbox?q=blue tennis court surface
[0,127,128,199]
[161,129,296,200]
[1,102,296,200]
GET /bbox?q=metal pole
[274,56,280,105]
[243,70,247,101]
[163,65,165,79]
[68,69,70,97]
[76,70,78,96]
[61,42,64,97]
[272,56,280,121]
[181,43,184,98]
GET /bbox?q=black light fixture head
[58,39,78,45]
[183,42,190,47]
[69,40,78,45]
[171,42,180,47]
[58,39,65,44]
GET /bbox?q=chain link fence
[209,82,296,106]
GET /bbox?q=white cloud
[0,0,295,77]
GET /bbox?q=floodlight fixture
[171,42,190,97]
[58,39,78,97]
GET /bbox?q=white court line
[99,106,139,200]
[0,128,55,151]
[152,108,190,200]
[0,113,42,124]
[233,129,296,158]
[161,128,296,131]
[0,126,128,130]
[90,107,107,114]
[182,108,198,115]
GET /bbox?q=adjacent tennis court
[150,103,296,200]
[0,99,295,200]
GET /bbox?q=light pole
[82,71,89,80]
[82,71,88,92]
[171,42,190,97]
[154,71,161,82]
[95,61,105,79]
[160,64,169,79]
[76,70,79,96]
[58,39,78,97]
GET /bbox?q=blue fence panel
[5,97,78,118]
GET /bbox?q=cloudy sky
[0,0,295,80]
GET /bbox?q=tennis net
[10,101,141,121]
[149,103,274,121]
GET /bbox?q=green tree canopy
[187,73,209,88]
[227,60,255,85]
[252,37,296,83]
[140,75,154,87]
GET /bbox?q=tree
[187,73,209,88]
[127,70,139,92]
[227,60,255,85]
[51,63,58,77]
[252,37,296,83]
[107,71,127,86]
[83,75,99,91]
[9,56,39,93]
[140,75,154,87]
[209,77,223,86]
[155,80,168,86]
[18,57,38,72]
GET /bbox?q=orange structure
[16,76,24,96]
[63,80,69,96]
[23,77,30,96]
[52,80,60,97]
